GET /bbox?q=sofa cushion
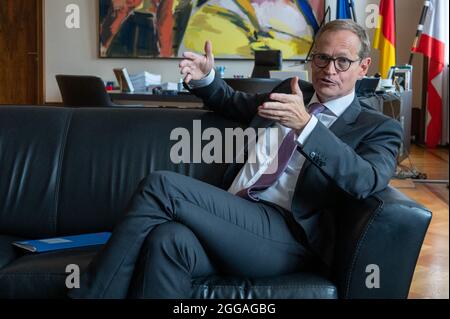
[0,235,24,269]
[0,240,337,299]
[57,108,235,235]
[0,246,100,299]
[0,107,73,238]
[0,106,237,238]
[191,273,338,299]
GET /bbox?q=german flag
[373,0,396,78]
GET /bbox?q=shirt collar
[308,90,355,117]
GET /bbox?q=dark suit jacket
[189,74,403,271]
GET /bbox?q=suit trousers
[69,170,314,299]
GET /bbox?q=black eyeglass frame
[308,53,362,72]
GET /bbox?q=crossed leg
[69,171,313,298]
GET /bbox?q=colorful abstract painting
[99,0,324,59]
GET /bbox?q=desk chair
[224,78,282,94]
[56,75,141,107]
[251,50,282,78]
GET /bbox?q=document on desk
[130,71,161,92]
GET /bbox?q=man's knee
[140,170,179,190]
[144,222,198,253]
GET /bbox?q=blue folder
[12,232,111,253]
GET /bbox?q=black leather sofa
[0,105,431,299]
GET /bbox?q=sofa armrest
[333,186,432,299]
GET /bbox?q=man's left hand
[258,77,311,134]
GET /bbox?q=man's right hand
[179,40,215,84]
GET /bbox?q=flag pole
[394,0,397,65]
[419,56,429,146]
[409,0,430,65]
[349,0,357,23]
[409,1,431,145]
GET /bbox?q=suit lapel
[251,96,362,179]
[296,97,362,178]
[223,89,361,190]
[222,79,313,189]
[328,97,361,138]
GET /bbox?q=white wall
[44,0,426,107]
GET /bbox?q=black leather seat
[0,105,431,299]
[251,50,283,78]
[224,78,282,94]
[55,74,141,107]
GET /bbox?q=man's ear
[358,57,372,79]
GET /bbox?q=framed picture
[99,0,321,60]
[387,66,395,81]
[390,65,413,91]
[113,68,135,92]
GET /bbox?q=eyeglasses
[309,54,361,72]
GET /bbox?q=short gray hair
[313,20,371,59]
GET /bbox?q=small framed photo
[113,68,135,93]
[390,65,413,91]
[387,66,396,80]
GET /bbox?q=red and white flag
[412,0,449,147]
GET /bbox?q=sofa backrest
[0,106,238,238]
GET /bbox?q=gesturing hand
[258,77,311,133]
[179,40,215,84]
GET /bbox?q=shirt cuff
[296,115,318,146]
[187,69,216,89]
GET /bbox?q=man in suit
[71,20,402,299]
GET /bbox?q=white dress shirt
[189,70,355,211]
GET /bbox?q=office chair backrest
[224,78,282,94]
[56,75,115,107]
[251,50,283,78]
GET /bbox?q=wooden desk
[109,91,204,109]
